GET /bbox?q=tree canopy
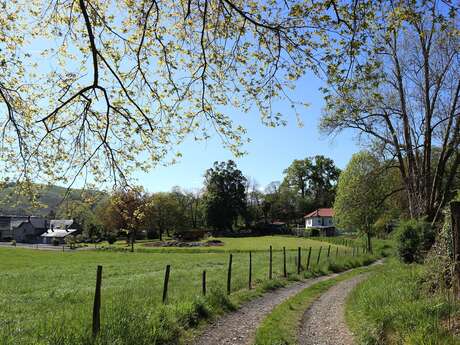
[282,155,340,209]
[0,0,359,188]
[144,192,184,240]
[321,0,460,222]
[334,152,388,251]
[204,160,246,230]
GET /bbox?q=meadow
[106,235,335,252]
[0,236,366,345]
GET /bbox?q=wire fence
[88,243,369,337]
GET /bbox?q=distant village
[0,215,80,245]
[0,208,337,246]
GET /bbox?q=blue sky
[136,73,359,192]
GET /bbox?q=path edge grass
[253,258,381,345]
[345,259,460,345]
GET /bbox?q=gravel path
[298,274,368,345]
[193,273,342,345]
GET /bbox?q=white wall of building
[305,216,333,228]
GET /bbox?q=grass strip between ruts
[253,264,381,345]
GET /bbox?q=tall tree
[170,186,205,229]
[321,1,460,222]
[282,155,340,209]
[263,181,299,225]
[144,192,183,240]
[105,187,146,251]
[334,152,397,252]
[308,155,341,208]
[244,177,263,227]
[282,159,312,198]
[204,160,246,231]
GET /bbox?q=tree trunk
[451,201,460,299]
[367,231,372,254]
[131,232,134,252]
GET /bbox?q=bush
[310,228,320,237]
[146,228,158,239]
[10,240,16,246]
[174,229,206,241]
[395,219,433,263]
[106,233,117,244]
[65,235,76,249]
[424,208,454,292]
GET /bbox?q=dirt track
[298,274,367,345]
[192,273,342,345]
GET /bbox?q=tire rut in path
[298,274,368,345]
[192,273,341,345]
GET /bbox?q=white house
[41,228,79,244]
[304,208,335,236]
[41,219,81,244]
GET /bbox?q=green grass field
[108,235,335,252]
[0,236,360,345]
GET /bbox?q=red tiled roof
[304,208,334,218]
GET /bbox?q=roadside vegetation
[347,260,459,345]
[345,211,460,345]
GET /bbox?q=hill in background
[0,183,104,217]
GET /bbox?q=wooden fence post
[227,254,233,295]
[352,247,355,256]
[202,270,206,296]
[316,246,322,265]
[162,265,171,303]
[306,247,312,270]
[283,247,287,278]
[269,246,273,280]
[92,265,102,338]
[327,245,331,258]
[336,246,339,258]
[451,201,460,298]
[249,251,252,289]
[297,247,301,274]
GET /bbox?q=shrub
[174,229,206,241]
[424,208,454,292]
[10,240,16,246]
[310,228,320,237]
[65,235,76,249]
[395,219,433,263]
[106,233,117,244]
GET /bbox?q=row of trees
[56,157,341,241]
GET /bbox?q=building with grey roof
[0,216,48,242]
